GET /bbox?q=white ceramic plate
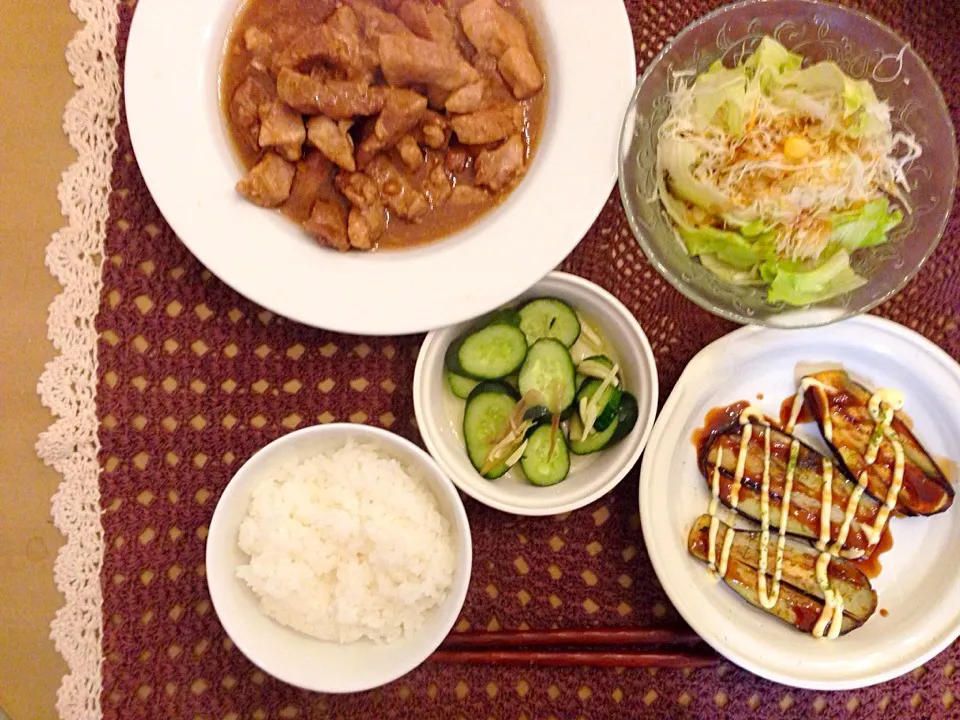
[639,315,960,690]
[124,0,636,334]
[206,423,472,693]
[415,272,658,516]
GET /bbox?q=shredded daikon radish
[656,47,919,262]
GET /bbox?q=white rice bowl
[236,439,456,644]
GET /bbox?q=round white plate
[125,0,636,335]
[639,315,960,690]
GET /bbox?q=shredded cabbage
[654,37,917,306]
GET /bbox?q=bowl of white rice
[206,423,472,693]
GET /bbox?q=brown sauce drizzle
[691,401,751,460]
[791,595,828,634]
[849,524,894,578]
[779,393,813,428]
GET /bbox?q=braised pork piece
[221,0,546,251]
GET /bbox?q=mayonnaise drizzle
[785,378,834,441]
[830,484,865,555]
[768,440,798,608]
[757,426,775,606]
[813,552,844,639]
[730,423,754,510]
[737,407,794,610]
[860,389,905,544]
[707,447,724,572]
[718,528,735,578]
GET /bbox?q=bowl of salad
[618,0,957,328]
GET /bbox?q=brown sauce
[219,0,548,250]
[791,599,825,633]
[691,401,751,460]
[779,393,813,428]
[879,608,889,617]
[850,524,893,579]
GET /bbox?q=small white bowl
[414,271,659,516]
[206,424,472,694]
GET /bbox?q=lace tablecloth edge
[35,0,121,718]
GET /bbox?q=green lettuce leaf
[679,224,760,269]
[744,37,803,90]
[842,77,879,117]
[659,137,733,214]
[777,61,886,136]
[766,250,866,306]
[842,76,886,136]
[691,61,748,135]
[779,61,847,95]
[770,87,832,121]
[698,253,766,285]
[829,198,903,250]
[778,61,877,115]
[739,218,769,238]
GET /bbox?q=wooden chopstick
[430,626,719,669]
[439,626,703,649]
[429,650,719,668]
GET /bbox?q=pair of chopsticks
[429,627,719,668]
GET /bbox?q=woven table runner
[39,0,960,718]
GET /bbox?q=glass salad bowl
[618,0,957,328]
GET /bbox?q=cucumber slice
[607,392,639,445]
[581,355,614,368]
[463,382,521,479]
[467,380,519,401]
[445,323,528,380]
[520,424,570,486]
[446,370,478,399]
[568,412,619,455]
[576,379,622,432]
[518,339,576,414]
[487,308,522,327]
[518,298,581,347]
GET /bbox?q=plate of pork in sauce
[639,315,960,690]
[124,0,635,334]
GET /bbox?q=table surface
[0,2,79,718]
[3,2,958,718]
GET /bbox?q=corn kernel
[784,136,812,160]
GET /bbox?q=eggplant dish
[688,370,954,640]
[798,369,954,517]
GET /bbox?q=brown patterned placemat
[91,0,960,718]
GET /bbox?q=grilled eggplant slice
[688,515,876,635]
[801,370,954,516]
[699,420,884,557]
